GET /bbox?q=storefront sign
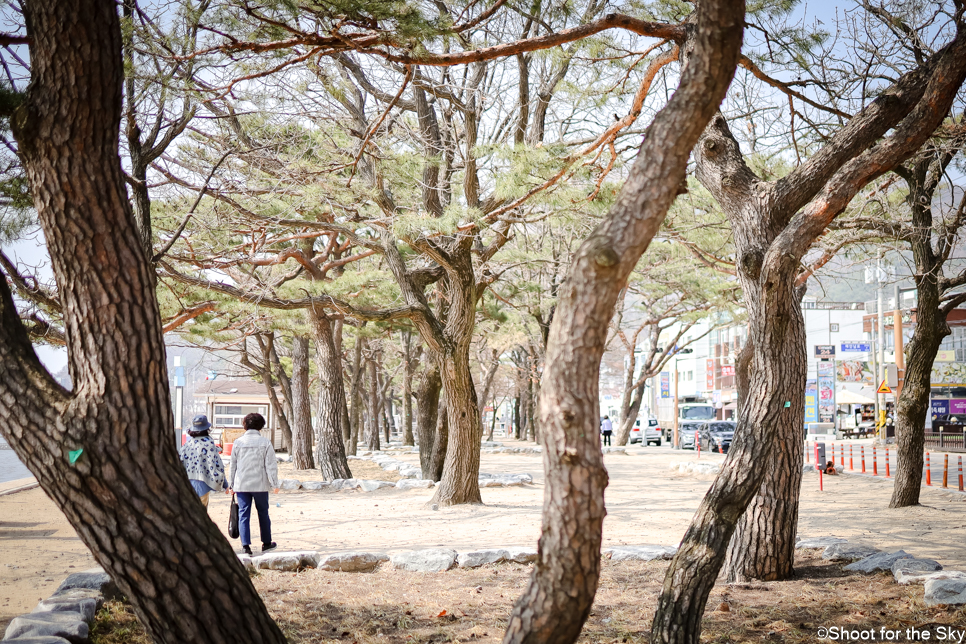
[931,362,966,386]
[931,399,949,416]
[721,365,735,377]
[950,399,966,415]
[841,342,870,352]
[815,345,836,358]
[706,360,715,390]
[660,372,670,398]
[805,379,818,424]
[817,361,836,423]
[836,360,874,384]
[936,350,956,362]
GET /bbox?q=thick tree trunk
[430,345,483,506]
[310,310,352,480]
[385,387,397,441]
[291,335,315,469]
[503,3,743,641]
[267,334,294,451]
[0,2,285,642]
[415,364,442,479]
[615,380,647,446]
[334,319,353,444]
[365,357,381,451]
[513,396,522,440]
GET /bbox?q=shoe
[262,542,277,553]
[242,545,252,555]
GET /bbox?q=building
[193,380,284,449]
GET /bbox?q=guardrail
[924,431,966,453]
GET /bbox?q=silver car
[630,417,662,446]
[678,422,706,450]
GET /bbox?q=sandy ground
[2,443,965,632]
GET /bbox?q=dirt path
[2,444,964,632]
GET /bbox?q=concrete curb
[0,477,39,497]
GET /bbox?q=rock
[3,612,89,643]
[396,479,435,490]
[346,456,364,461]
[359,480,396,492]
[481,441,503,448]
[891,558,942,584]
[55,570,119,601]
[398,468,422,479]
[457,549,510,568]
[796,536,849,549]
[301,480,328,491]
[844,550,913,573]
[924,578,966,606]
[803,463,818,473]
[32,595,99,624]
[822,543,880,562]
[391,549,458,573]
[337,478,360,490]
[279,479,302,490]
[601,447,627,455]
[0,637,74,644]
[669,462,721,475]
[896,570,966,586]
[252,551,320,572]
[45,589,103,613]
[604,546,677,562]
[275,454,292,463]
[504,547,538,564]
[317,551,389,573]
[479,479,504,488]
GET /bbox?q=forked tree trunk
[415,364,442,479]
[615,380,647,446]
[291,335,315,470]
[310,309,351,480]
[0,2,285,641]
[430,346,483,505]
[502,4,743,641]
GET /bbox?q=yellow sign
[877,380,892,394]
[936,350,956,362]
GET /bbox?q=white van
[629,417,662,446]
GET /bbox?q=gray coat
[228,430,279,493]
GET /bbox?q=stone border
[796,536,966,607]
[0,477,39,498]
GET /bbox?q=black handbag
[228,494,240,539]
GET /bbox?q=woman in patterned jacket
[178,414,228,508]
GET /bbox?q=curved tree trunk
[291,335,315,470]
[502,5,744,642]
[310,309,352,480]
[615,380,647,446]
[430,343,483,505]
[430,397,449,483]
[0,2,285,641]
[415,363,442,479]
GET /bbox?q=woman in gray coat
[227,413,279,555]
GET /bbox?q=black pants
[602,432,612,446]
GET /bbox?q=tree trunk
[0,2,285,641]
[365,356,381,451]
[430,397,450,483]
[502,3,743,641]
[310,309,352,480]
[334,319,353,443]
[291,335,315,469]
[267,333,295,451]
[403,331,416,445]
[385,387,397,441]
[615,380,647,446]
[347,338,364,456]
[415,363,442,479]
[513,396,522,440]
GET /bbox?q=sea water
[0,437,32,484]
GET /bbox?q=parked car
[698,421,736,454]
[629,417,662,446]
[678,421,706,449]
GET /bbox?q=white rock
[601,447,627,455]
[479,479,504,488]
[252,551,320,572]
[891,557,942,584]
[301,480,328,491]
[359,480,396,492]
[317,552,389,572]
[338,478,361,490]
[822,543,880,562]
[346,456,364,461]
[458,549,510,568]
[844,550,913,573]
[391,549,458,573]
[896,570,966,586]
[33,595,99,624]
[396,479,435,490]
[279,479,302,490]
[505,547,538,564]
[604,545,677,562]
[796,536,849,549]
[803,463,818,473]
[924,578,966,606]
[237,554,256,573]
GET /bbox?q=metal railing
[924,431,966,452]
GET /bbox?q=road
[807,440,966,490]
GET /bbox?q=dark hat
[192,414,212,431]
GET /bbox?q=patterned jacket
[178,436,227,493]
[228,430,279,492]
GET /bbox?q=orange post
[696,431,700,459]
[926,452,932,486]
[958,456,963,492]
[840,442,845,466]
[873,445,878,476]
[861,446,866,474]
[943,454,949,488]
[885,448,891,478]
[719,442,724,454]
[849,444,854,470]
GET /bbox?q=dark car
[698,421,735,454]
[678,421,707,450]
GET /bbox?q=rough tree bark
[365,355,381,451]
[348,337,365,456]
[653,19,966,644]
[0,1,286,641]
[501,3,745,642]
[415,362,442,479]
[430,397,450,483]
[402,330,417,445]
[310,309,352,479]
[291,335,316,469]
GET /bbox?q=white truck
[658,402,716,443]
